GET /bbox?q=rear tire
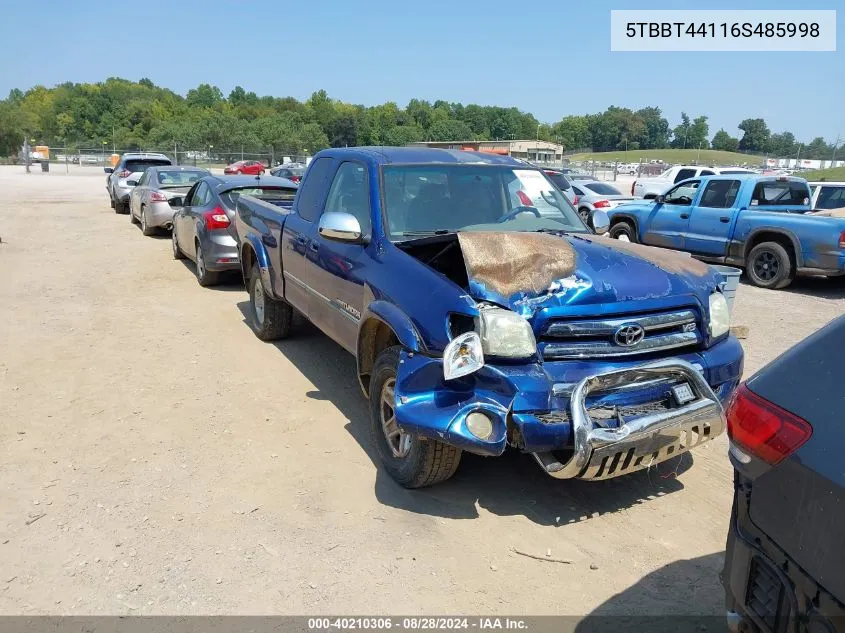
[195,243,220,287]
[746,242,794,289]
[141,207,155,236]
[578,207,592,228]
[129,204,139,224]
[115,200,127,215]
[172,225,184,259]
[610,220,637,243]
[369,346,462,489]
[247,264,292,340]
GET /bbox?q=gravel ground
[1,166,843,616]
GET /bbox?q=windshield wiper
[396,230,453,237]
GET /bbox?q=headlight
[708,292,730,339]
[443,332,484,380]
[479,308,536,358]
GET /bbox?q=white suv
[105,153,171,214]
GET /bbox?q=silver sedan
[128,166,210,235]
[571,180,636,227]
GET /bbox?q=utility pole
[795,144,802,168]
[831,135,841,165]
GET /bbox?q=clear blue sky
[0,0,841,142]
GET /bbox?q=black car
[723,315,845,633]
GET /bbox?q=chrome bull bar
[533,359,726,481]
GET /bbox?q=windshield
[584,182,623,196]
[155,170,207,188]
[220,186,298,210]
[382,165,587,239]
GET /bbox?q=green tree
[634,107,670,149]
[737,118,770,153]
[768,131,797,157]
[186,84,223,109]
[711,129,739,152]
[670,112,691,148]
[687,116,709,149]
[428,119,474,142]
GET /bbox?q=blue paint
[236,146,745,462]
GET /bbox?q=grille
[747,558,789,633]
[540,309,702,360]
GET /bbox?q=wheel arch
[743,228,802,268]
[357,301,425,398]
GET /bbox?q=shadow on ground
[236,302,695,526]
[740,274,845,300]
[571,552,726,633]
[177,260,244,291]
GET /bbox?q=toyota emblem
[614,324,645,347]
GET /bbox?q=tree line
[0,77,837,160]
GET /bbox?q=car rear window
[816,186,845,210]
[751,181,810,207]
[544,172,571,191]
[126,159,171,173]
[220,186,298,210]
[155,170,206,187]
[584,182,622,196]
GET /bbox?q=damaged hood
[456,231,721,317]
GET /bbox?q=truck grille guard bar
[533,359,726,481]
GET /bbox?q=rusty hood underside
[455,231,719,316]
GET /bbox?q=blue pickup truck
[235,147,743,488]
[607,174,845,289]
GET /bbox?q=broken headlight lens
[479,308,537,358]
[708,292,730,340]
[443,331,484,380]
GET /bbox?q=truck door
[641,179,700,251]
[283,157,336,318]
[306,161,372,354]
[685,179,742,256]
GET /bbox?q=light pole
[102,141,107,165]
[831,135,841,165]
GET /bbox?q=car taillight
[593,199,611,208]
[119,169,131,178]
[516,190,533,206]
[839,230,845,248]
[291,176,301,183]
[150,191,168,202]
[726,383,812,465]
[573,195,579,205]
[631,181,636,195]
[203,207,230,230]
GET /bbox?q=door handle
[679,213,690,219]
[719,217,730,223]
[262,234,277,248]
[309,241,320,252]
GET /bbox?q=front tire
[746,242,794,289]
[247,264,292,340]
[578,207,592,228]
[369,346,462,489]
[195,243,220,287]
[610,220,637,243]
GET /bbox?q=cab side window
[664,180,700,205]
[699,180,740,208]
[674,168,696,183]
[323,162,371,236]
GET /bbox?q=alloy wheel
[380,378,410,458]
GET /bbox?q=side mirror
[126,180,138,187]
[592,209,610,235]
[168,197,184,208]
[655,194,665,204]
[318,211,363,243]
[104,167,113,174]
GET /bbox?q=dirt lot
[1,166,843,616]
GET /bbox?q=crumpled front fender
[393,350,559,457]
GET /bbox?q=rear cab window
[295,158,336,222]
[751,180,811,209]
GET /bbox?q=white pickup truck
[631,165,757,199]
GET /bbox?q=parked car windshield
[220,186,298,209]
[155,170,207,187]
[382,165,587,239]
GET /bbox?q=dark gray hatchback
[723,315,845,633]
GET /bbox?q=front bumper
[394,336,742,480]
